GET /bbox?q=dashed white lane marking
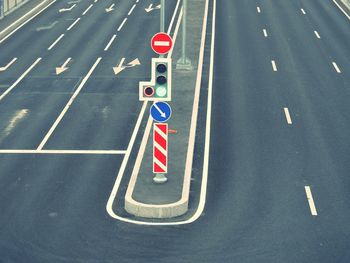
[104,34,117,51]
[263,29,268,37]
[82,4,93,16]
[257,6,261,13]
[0,149,126,154]
[0,58,41,101]
[136,0,139,2]
[284,107,292,124]
[67,17,80,31]
[332,62,341,73]
[37,57,102,150]
[128,4,136,16]
[48,34,64,50]
[314,30,321,39]
[117,18,127,31]
[301,8,306,15]
[271,60,277,71]
[305,186,318,216]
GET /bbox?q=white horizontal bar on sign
[154,41,170,46]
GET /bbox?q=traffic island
[124,0,207,219]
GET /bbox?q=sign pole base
[153,173,168,184]
[176,57,193,71]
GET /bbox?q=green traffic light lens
[156,86,167,97]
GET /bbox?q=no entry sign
[151,33,173,55]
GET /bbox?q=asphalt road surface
[1,0,350,262]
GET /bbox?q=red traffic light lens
[144,86,154,97]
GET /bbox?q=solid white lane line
[301,8,306,15]
[263,29,268,37]
[48,34,64,50]
[104,34,117,51]
[0,0,57,44]
[0,149,126,154]
[332,0,350,20]
[271,60,277,71]
[0,58,41,101]
[117,18,127,31]
[67,17,80,31]
[257,6,261,13]
[284,107,292,124]
[168,0,181,36]
[0,57,18,71]
[332,62,341,73]
[37,57,102,150]
[128,4,136,16]
[314,30,321,39]
[305,186,318,216]
[82,4,93,16]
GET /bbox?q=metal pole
[160,0,165,32]
[0,0,4,19]
[176,0,193,70]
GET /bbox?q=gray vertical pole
[0,0,4,19]
[160,0,165,33]
[176,0,193,70]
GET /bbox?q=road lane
[1,0,350,262]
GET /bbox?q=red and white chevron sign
[153,123,168,174]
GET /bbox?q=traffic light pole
[160,0,165,33]
[0,0,4,19]
[176,0,193,70]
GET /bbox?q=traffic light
[139,58,172,101]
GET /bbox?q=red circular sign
[151,33,173,55]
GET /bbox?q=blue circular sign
[150,102,172,122]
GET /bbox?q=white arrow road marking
[59,4,76,12]
[105,3,115,12]
[68,0,80,4]
[145,3,161,13]
[36,21,58,31]
[0,58,17,72]
[56,57,71,75]
[113,58,140,75]
[154,103,166,118]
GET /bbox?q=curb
[0,0,55,42]
[124,116,191,219]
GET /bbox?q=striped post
[153,123,168,183]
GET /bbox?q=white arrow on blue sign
[150,102,172,122]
